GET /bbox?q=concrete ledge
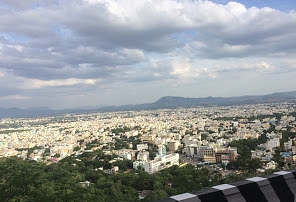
[155,170,296,202]
[191,187,227,202]
[264,173,294,202]
[247,176,280,202]
[212,184,246,202]
[230,180,267,202]
[170,193,200,202]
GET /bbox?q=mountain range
[1,91,296,119]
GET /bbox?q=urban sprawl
[1,103,296,175]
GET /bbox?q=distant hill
[151,91,296,108]
[97,91,296,112]
[1,91,296,119]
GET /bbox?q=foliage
[201,133,208,140]
[227,138,264,171]
[228,138,258,159]
[111,127,131,135]
[227,157,263,172]
[0,148,276,201]
[271,147,285,168]
[279,131,296,151]
[114,138,129,150]
[257,132,267,144]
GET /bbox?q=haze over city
[0,0,296,109]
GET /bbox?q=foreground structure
[157,169,296,202]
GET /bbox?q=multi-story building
[133,161,145,170]
[137,151,149,161]
[137,143,148,151]
[266,137,280,150]
[215,147,237,163]
[167,141,180,152]
[198,146,216,163]
[143,153,179,174]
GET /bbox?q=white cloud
[170,59,192,77]
[0,44,23,52]
[223,44,251,53]
[0,95,31,100]
[256,61,273,70]
[170,58,218,79]
[22,78,98,89]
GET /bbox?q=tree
[73,146,80,151]
[232,127,237,133]
[272,147,285,168]
[146,189,169,200]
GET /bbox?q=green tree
[146,189,169,201]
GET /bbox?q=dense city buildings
[1,102,296,201]
[0,102,296,175]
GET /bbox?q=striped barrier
[156,169,296,202]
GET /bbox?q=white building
[143,153,179,174]
[137,151,149,161]
[137,144,148,151]
[266,137,280,150]
[118,152,132,160]
[133,160,145,170]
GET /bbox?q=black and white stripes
[156,169,296,202]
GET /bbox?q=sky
[0,0,296,109]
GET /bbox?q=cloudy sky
[0,0,296,109]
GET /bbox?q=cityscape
[1,0,296,201]
[1,101,296,200]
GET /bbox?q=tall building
[143,153,179,174]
